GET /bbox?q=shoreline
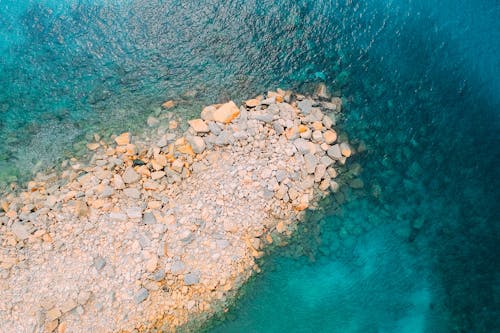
[0,88,355,332]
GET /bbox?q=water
[1,1,499,332]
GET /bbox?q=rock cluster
[0,88,352,332]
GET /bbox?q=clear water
[1,1,499,332]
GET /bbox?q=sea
[0,1,498,332]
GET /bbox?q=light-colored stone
[122,167,141,184]
[161,100,175,108]
[115,132,131,146]
[312,130,323,142]
[327,144,342,160]
[147,116,160,127]
[187,136,206,154]
[11,222,30,240]
[212,101,240,123]
[188,119,209,133]
[304,154,318,174]
[123,188,141,199]
[151,171,166,180]
[86,143,100,151]
[340,142,352,157]
[323,130,337,144]
[245,99,259,108]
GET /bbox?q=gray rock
[254,113,274,123]
[327,144,342,160]
[304,154,318,174]
[275,170,287,183]
[170,260,186,274]
[312,130,323,142]
[260,97,276,105]
[126,207,142,219]
[184,272,200,286]
[134,288,149,304]
[297,99,314,114]
[123,188,141,199]
[320,156,334,167]
[142,212,157,225]
[93,257,106,271]
[122,167,141,184]
[151,269,165,282]
[294,138,315,155]
[99,186,114,198]
[273,121,284,135]
[187,136,206,154]
[215,130,233,146]
[208,122,222,135]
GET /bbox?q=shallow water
[1,0,499,332]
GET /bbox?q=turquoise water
[1,1,499,332]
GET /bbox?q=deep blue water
[1,1,499,332]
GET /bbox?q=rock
[319,179,330,191]
[47,308,62,321]
[171,261,186,274]
[320,156,334,167]
[297,99,314,114]
[126,207,142,219]
[186,136,206,154]
[294,139,316,155]
[327,144,342,160]
[151,171,166,180]
[152,269,165,281]
[327,167,338,178]
[314,164,327,182]
[86,143,100,151]
[122,167,141,184]
[146,256,158,272]
[134,288,149,304]
[11,222,30,240]
[98,186,114,198]
[113,174,125,189]
[184,272,200,286]
[330,181,340,193]
[142,212,157,225]
[212,101,240,123]
[75,201,89,217]
[161,100,175,108]
[188,119,209,133]
[201,105,217,121]
[147,116,160,127]
[122,188,140,199]
[304,154,318,174]
[322,115,334,128]
[115,132,131,146]
[93,257,106,271]
[171,160,184,173]
[77,291,91,305]
[260,97,276,105]
[168,120,178,129]
[60,299,77,313]
[254,114,274,123]
[245,99,259,108]
[312,130,323,142]
[323,130,337,144]
[349,178,364,189]
[340,142,352,157]
[315,83,330,100]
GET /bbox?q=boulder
[340,142,352,157]
[304,154,318,174]
[115,132,131,146]
[186,136,206,154]
[327,144,342,160]
[323,130,337,144]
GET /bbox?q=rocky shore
[0,88,353,332]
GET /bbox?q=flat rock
[123,188,141,199]
[245,99,259,108]
[324,130,337,144]
[184,272,200,286]
[297,99,314,114]
[186,136,206,154]
[134,288,149,304]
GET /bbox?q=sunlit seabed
[0,0,498,332]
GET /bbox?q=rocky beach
[0,88,355,332]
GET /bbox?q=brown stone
[188,119,209,133]
[245,99,259,108]
[212,101,240,123]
